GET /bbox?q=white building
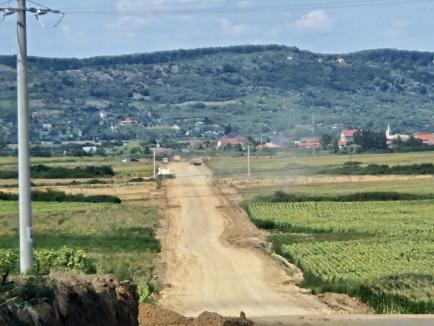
[386,124,410,142]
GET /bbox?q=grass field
[223,175,434,200]
[0,156,153,178]
[0,200,160,286]
[247,200,434,313]
[0,156,157,201]
[206,151,434,177]
[0,156,161,300]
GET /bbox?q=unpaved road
[157,162,434,325]
[158,162,331,317]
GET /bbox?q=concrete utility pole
[17,0,32,274]
[312,114,316,157]
[247,144,251,178]
[153,148,156,179]
[0,0,64,273]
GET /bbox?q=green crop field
[247,200,434,313]
[248,201,434,237]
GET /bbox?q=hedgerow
[0,165,114,179]
[0,189,121,203]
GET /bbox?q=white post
[17,0,33,273]
[247,145,251,178]
[153,148,156,179]
[312,114,316,157]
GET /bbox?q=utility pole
[247,144,251,178]
[312,114,316,157]
[17,0,32,274]
[1,1,64,274]
[153,148,156,179]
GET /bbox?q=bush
[0,165,115,179]
[0,170,17,179]
[324,163,434,175]
[34,247,96,274]
[259,191,432,203]
[0,247,96,277]
[31,164,115,178]
[137,282,151,303]
[0,249,19,281]
[129,177,145,183]
[343,161,362,165]
[0,189,121,203]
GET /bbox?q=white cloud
[293,10,332,32]
[218,18,248,35]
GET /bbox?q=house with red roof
[294,138,320,149]
[414,133,434,145]
[217,137,246,149]
[120,118,138,126]
[338,129,358,148]
[256,142,281,150]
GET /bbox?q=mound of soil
[318,292,371,314]
[0,272,138,326]
[139,304,254,326]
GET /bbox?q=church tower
[386,124,391,139]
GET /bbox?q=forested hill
[1,44,434,143]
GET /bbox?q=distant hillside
[1,44,434,143]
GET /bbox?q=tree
[320,133,333,150]
[224,124,232,135]
[353,129,387,152]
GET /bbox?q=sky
[1,0,434,58]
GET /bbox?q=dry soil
[158,162,332,317]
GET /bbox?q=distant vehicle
[162,157,169,164]
[157,167,171,176]
[190,158,202,166]
[122,158,139,163]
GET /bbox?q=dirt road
[158,162,331,317]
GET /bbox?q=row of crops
[247,200,434,313]
[249,201,434,237]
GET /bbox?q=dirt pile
[0,272,138,326]
[139,304,254,326]
[318,293,371,314]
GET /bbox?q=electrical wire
[62,0,434,15]
[33,10,65,29]
[0,5,14,23]
[0,0,65,27]
[27,0,49,9]
[27,0,65,28]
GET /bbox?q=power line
[27,0,48,9]
[60,0,434,15]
